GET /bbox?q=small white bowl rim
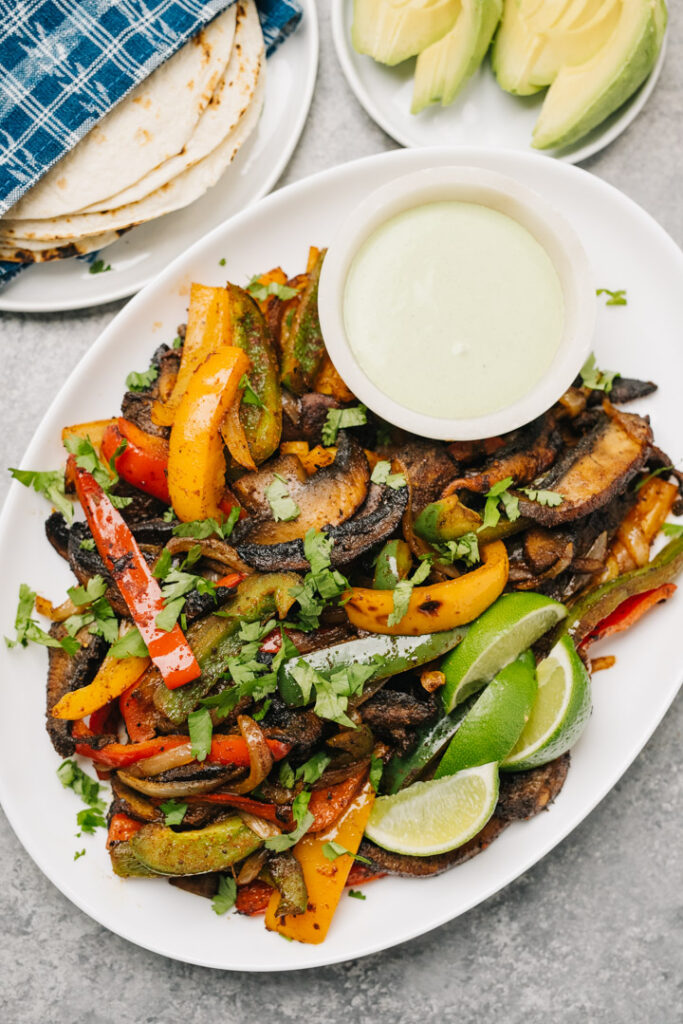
[318,165,596,440]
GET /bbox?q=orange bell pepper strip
[61,419,117,451]
[307,768,367,833]
[313,354,355,403]
[184,793,285,824]
[107,813,144,848]
[74,467,200,689]
[266,781,375,944]
[167,346,251,522]
[75,733,291,769]
[51,642,150,720]
[344,541,509,636]
[101,418,171,504]
[152,284,230,427]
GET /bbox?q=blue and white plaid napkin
[0,0,302,286]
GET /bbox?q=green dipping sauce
[343,201,565,420]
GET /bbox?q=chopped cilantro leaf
[238,374,264,408]
[520,488,564,508]
[212,874,237,915]
[246,276,298,303]
[322,841,371,865]
[288,659,376,727]
[580,354,619,394]
[5,583,79,654]
[219,257,227,267]
[153,548,173,580]
[388,559,431,628]
[266,474,300,523]
[597,288,627,306]
[63,435,132,509]
[172,336,183,350]
[370,460,406,490]
[67,575,108,607]
[431,533,480,568]
[109,627,148,659]
[662,522,683,538]
[321,405,367,447]
[479,476,520,532]
[125,365,158,392]
[297,751,331,786]
[188,708,213,762]
[89,259,111,275]
[278,760,295,789]
[348,889,366,900]
[74,849,86,861]
[172,508,240,541]
[265,791,313,852]
[9,467,74,524]
[79,538,95,551]
[252,698,272,722]
[369,755,383,793]
[156,567,216,631]
[160,799,188,826]
[162,506,176,522]
[57,759,106,811]
[77,807,107,834]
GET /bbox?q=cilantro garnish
[348,889,366,900]
[89,259,111,275]
[597,288,627,306]
[321,405,367,447]
[430,533,480,568]
[80,538,95,551]
[9,467,74,524]
[246,276,298,303]
[188,707,213,762]
[519,488,564,508]
[322,841,371,865]
[109,627,148,659]
[289,529,349,631]
[172,336,183,350]
[662,522,683,538]
[370,460,406,490]
[479,477,520,532]
[219,257,227,267]
[5,583,79,655]
[74,849,86,861]
[155,564,216,632]
[580,354,619,394]
[160,799,188,826]
[635,466,674,492]
[369,754,383,793]
[252,698,272,722]
[266,474,300,523]
[238,374,265,409]
[278,751,331,790]
[288,659,377,728]
[63,435,132,510]
[125,365,158,393]
[200,625,295,721]
[388,559,431,628]
[57,759,107,834]
[212,875,237,915]
[265,791,314,852]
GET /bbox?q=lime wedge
[434,650,538,778]
[441,592,567,711]
[502,635,592,771]
[364,762,499,856]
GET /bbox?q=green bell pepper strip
[556,536,683,649]
[277,627,469,708]
[373,539,413,590]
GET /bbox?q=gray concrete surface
[1,3,682,1021]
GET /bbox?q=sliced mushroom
[46,625,107,757]
[233,431,370,545]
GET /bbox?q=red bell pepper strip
[75,733,291,769]
[107,813,144,847]
[307,768,368,834]
[579,584,676,653]
[184,793,286,824]
[74,467,200,689]
[89,700,119,736]
[235,880,274,916]
[101,419,171,504]
[215,572,248,589]
[119,681,158,743]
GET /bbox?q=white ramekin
[317,165,596,441]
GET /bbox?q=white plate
[0,147,682,972]
[0,0,319,314]
[332,0,666,163]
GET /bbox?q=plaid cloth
[0,0,302,287]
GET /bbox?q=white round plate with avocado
[333,0,667,162]
[1,147,682,970]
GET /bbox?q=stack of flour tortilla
[0,1,264,263]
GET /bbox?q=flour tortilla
[6,6,238,220]
[81,0,263,213]
[0,68,265,243]
[0,230,126,263]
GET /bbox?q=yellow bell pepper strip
[313,353,355,403]
[75,467,201,689]
[51,643,150,720]
[152,283,230,427]
[61,419,117,451]
[344,541,509,636]
[265,780,375,944]
[167,346,251,522]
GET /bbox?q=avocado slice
[352,0,460,66]
[528,0,622,88]
[532,0,665,150]
[412,0,503,113]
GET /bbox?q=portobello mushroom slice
[281,390,340,444]
[45,511,71,561]
[46,625,107,756]
[442,412,562,498]
[589,376,657,406]
[233,431,370,545]
[517,405,653,527]
[358,755,570,877]
[360,688,440,754]
[120,343,180,440]
[237,478,408,571]
[388,439,456,513]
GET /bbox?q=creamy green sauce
[343,201,564,420]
